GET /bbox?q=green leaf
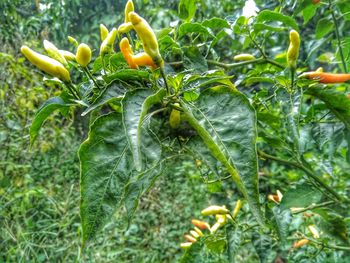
[315,18,334,39]
[79,113,131,244]
[103,69,150,84]
[272,207,292,243]
[302,4,318,24]
[122,89,166,171]
[280,184,323,210]
[182,88,264,225]
[30,97,71,145]
[252,232,273,263]
[81,83,126,116]
[255,10,299,31]
[178,0,196,22]
[305,86,350,129]
[183,46,208,73]
[226,225,243,262]
[178,23,209,38]
[202,18,230,30]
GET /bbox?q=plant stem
[257,150,347,202]
[328,0,347,73]
[65,82,80,100]
[83,67,101,89]
[207,57,285,70]
[290,200,335,214]
[160,66,170,95]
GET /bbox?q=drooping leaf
[255,10,299,31]
[122,89,166,171]
[280,184,323,210]
[182,88,264,225]
[79,113,132,244]
[30,97,71,145]
[305,86,350,129]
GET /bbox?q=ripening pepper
[300,71,350,83]
[293,239,309,248]
[132,52,157,69]
[191,219,210,230]
[100,28,118,55]
[128,12,163,67]
[76,43,92,67]
[68,36,79,47]
[100,24,109,41]
[308,225,320,239]
[43,40,67,66]
[119,37,138,69]
[21,45,70,82]
[287,30,300,69]
[184,234,197,243]
[201,205,229,216]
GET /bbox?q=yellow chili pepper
[232,199,242,218]
[233,53,256,61]
[180,242,192,249]
[100,28,118,55]
[76,43,92,67]
[43,40,67,66]
[287,30,300,69]
[100,24,109,41]
[59,50,76,61]
[193,227,204,237]
[128,12,163,67]
[21,45,70,82]
[118,22,133,34]
[124,0,134,23]
[68,36,79,48]
[201,205,229,216]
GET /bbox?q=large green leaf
[79,113,132,244]
[182,88,264,225]
[30,97,71,145]
[178,0,196,22]
[122,89,166,171]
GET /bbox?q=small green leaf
[315,18,334,39]
[202,18,230,30]
[178,0,197,22]
[30,97,71,145]
[178,23,209,38]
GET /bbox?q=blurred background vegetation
[1,0,350,262]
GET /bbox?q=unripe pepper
[43,40,67,66]
[234,53,256,61]
[68,36,79,48]
[76,43,92,67]
[191,219,210,230]
[180,242,192,249]
[128,12,163,67]
[190,230,200,239]
[59,50,76,61]
[232,199,242,218]
[100,24,109,41]
[287,30,300,69]
[119,37,138,69]
[100,28,118,55]
[184,234,197,243]
[201,205,229,216]
[169,103,181,129]
[21,45,70,82]
[300,71,350,83]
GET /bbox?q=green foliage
[2,0,350,262]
